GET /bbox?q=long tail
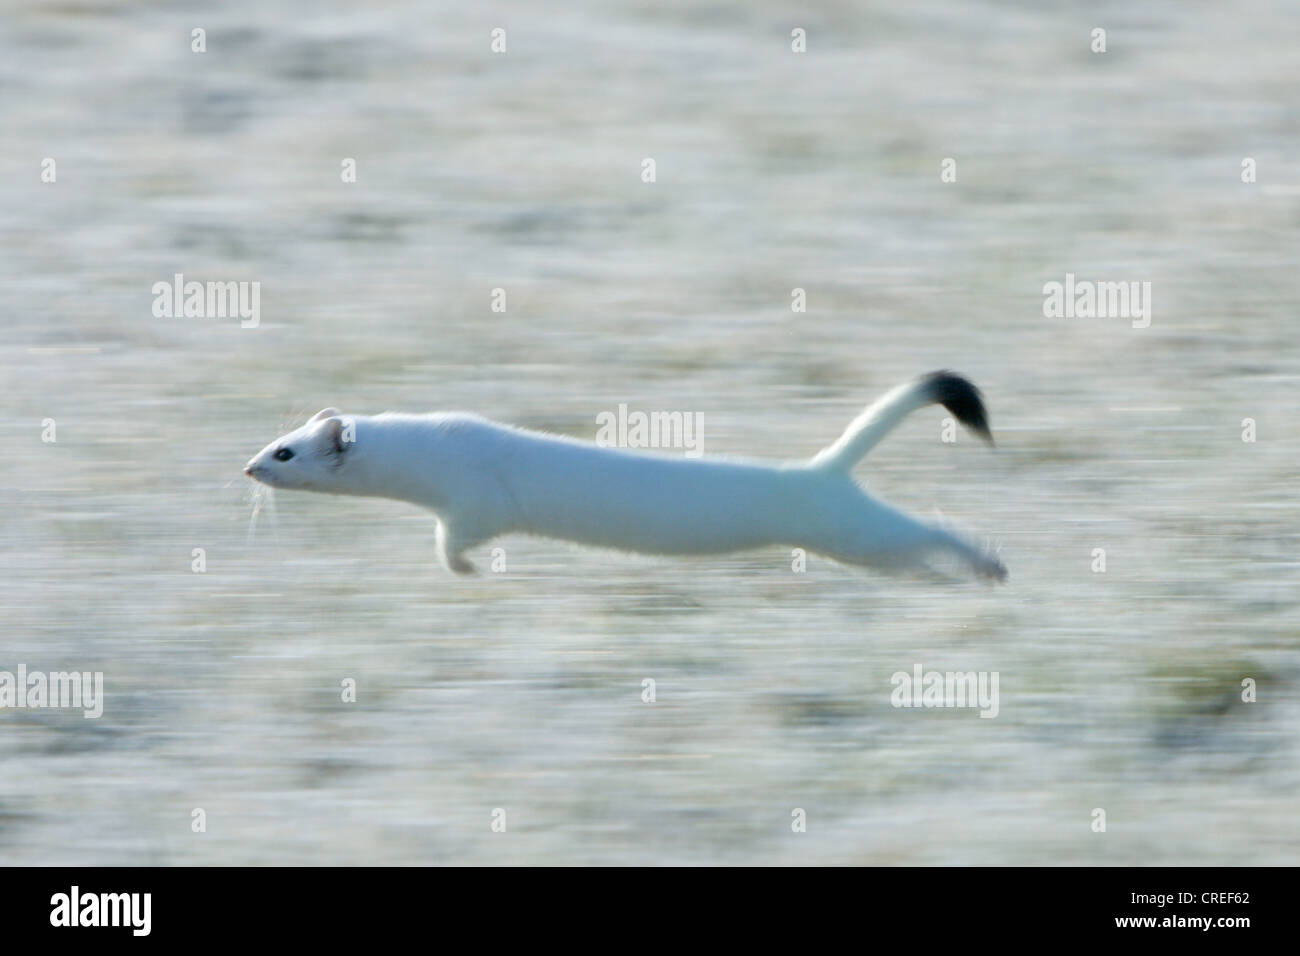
[811,371,993,473]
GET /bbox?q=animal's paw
[446,554,479,575]
[974,540,1008,582]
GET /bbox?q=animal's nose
[244,463,255,476]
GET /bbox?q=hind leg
[808,494,1006,581]
[922,523,1007,581]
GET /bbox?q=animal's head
[245,408,354,491]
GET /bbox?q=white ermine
[245,371,1007,580]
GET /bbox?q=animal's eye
[274,448,294,462]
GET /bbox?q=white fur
[245,377,1006,580]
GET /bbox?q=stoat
[245,371,1007,580]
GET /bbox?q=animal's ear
[317,416,351,455]
[308,407,342,424]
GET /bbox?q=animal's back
[488,425,818,554]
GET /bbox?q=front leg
[436,518,490,575]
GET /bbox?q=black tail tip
[921,370,993,445]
